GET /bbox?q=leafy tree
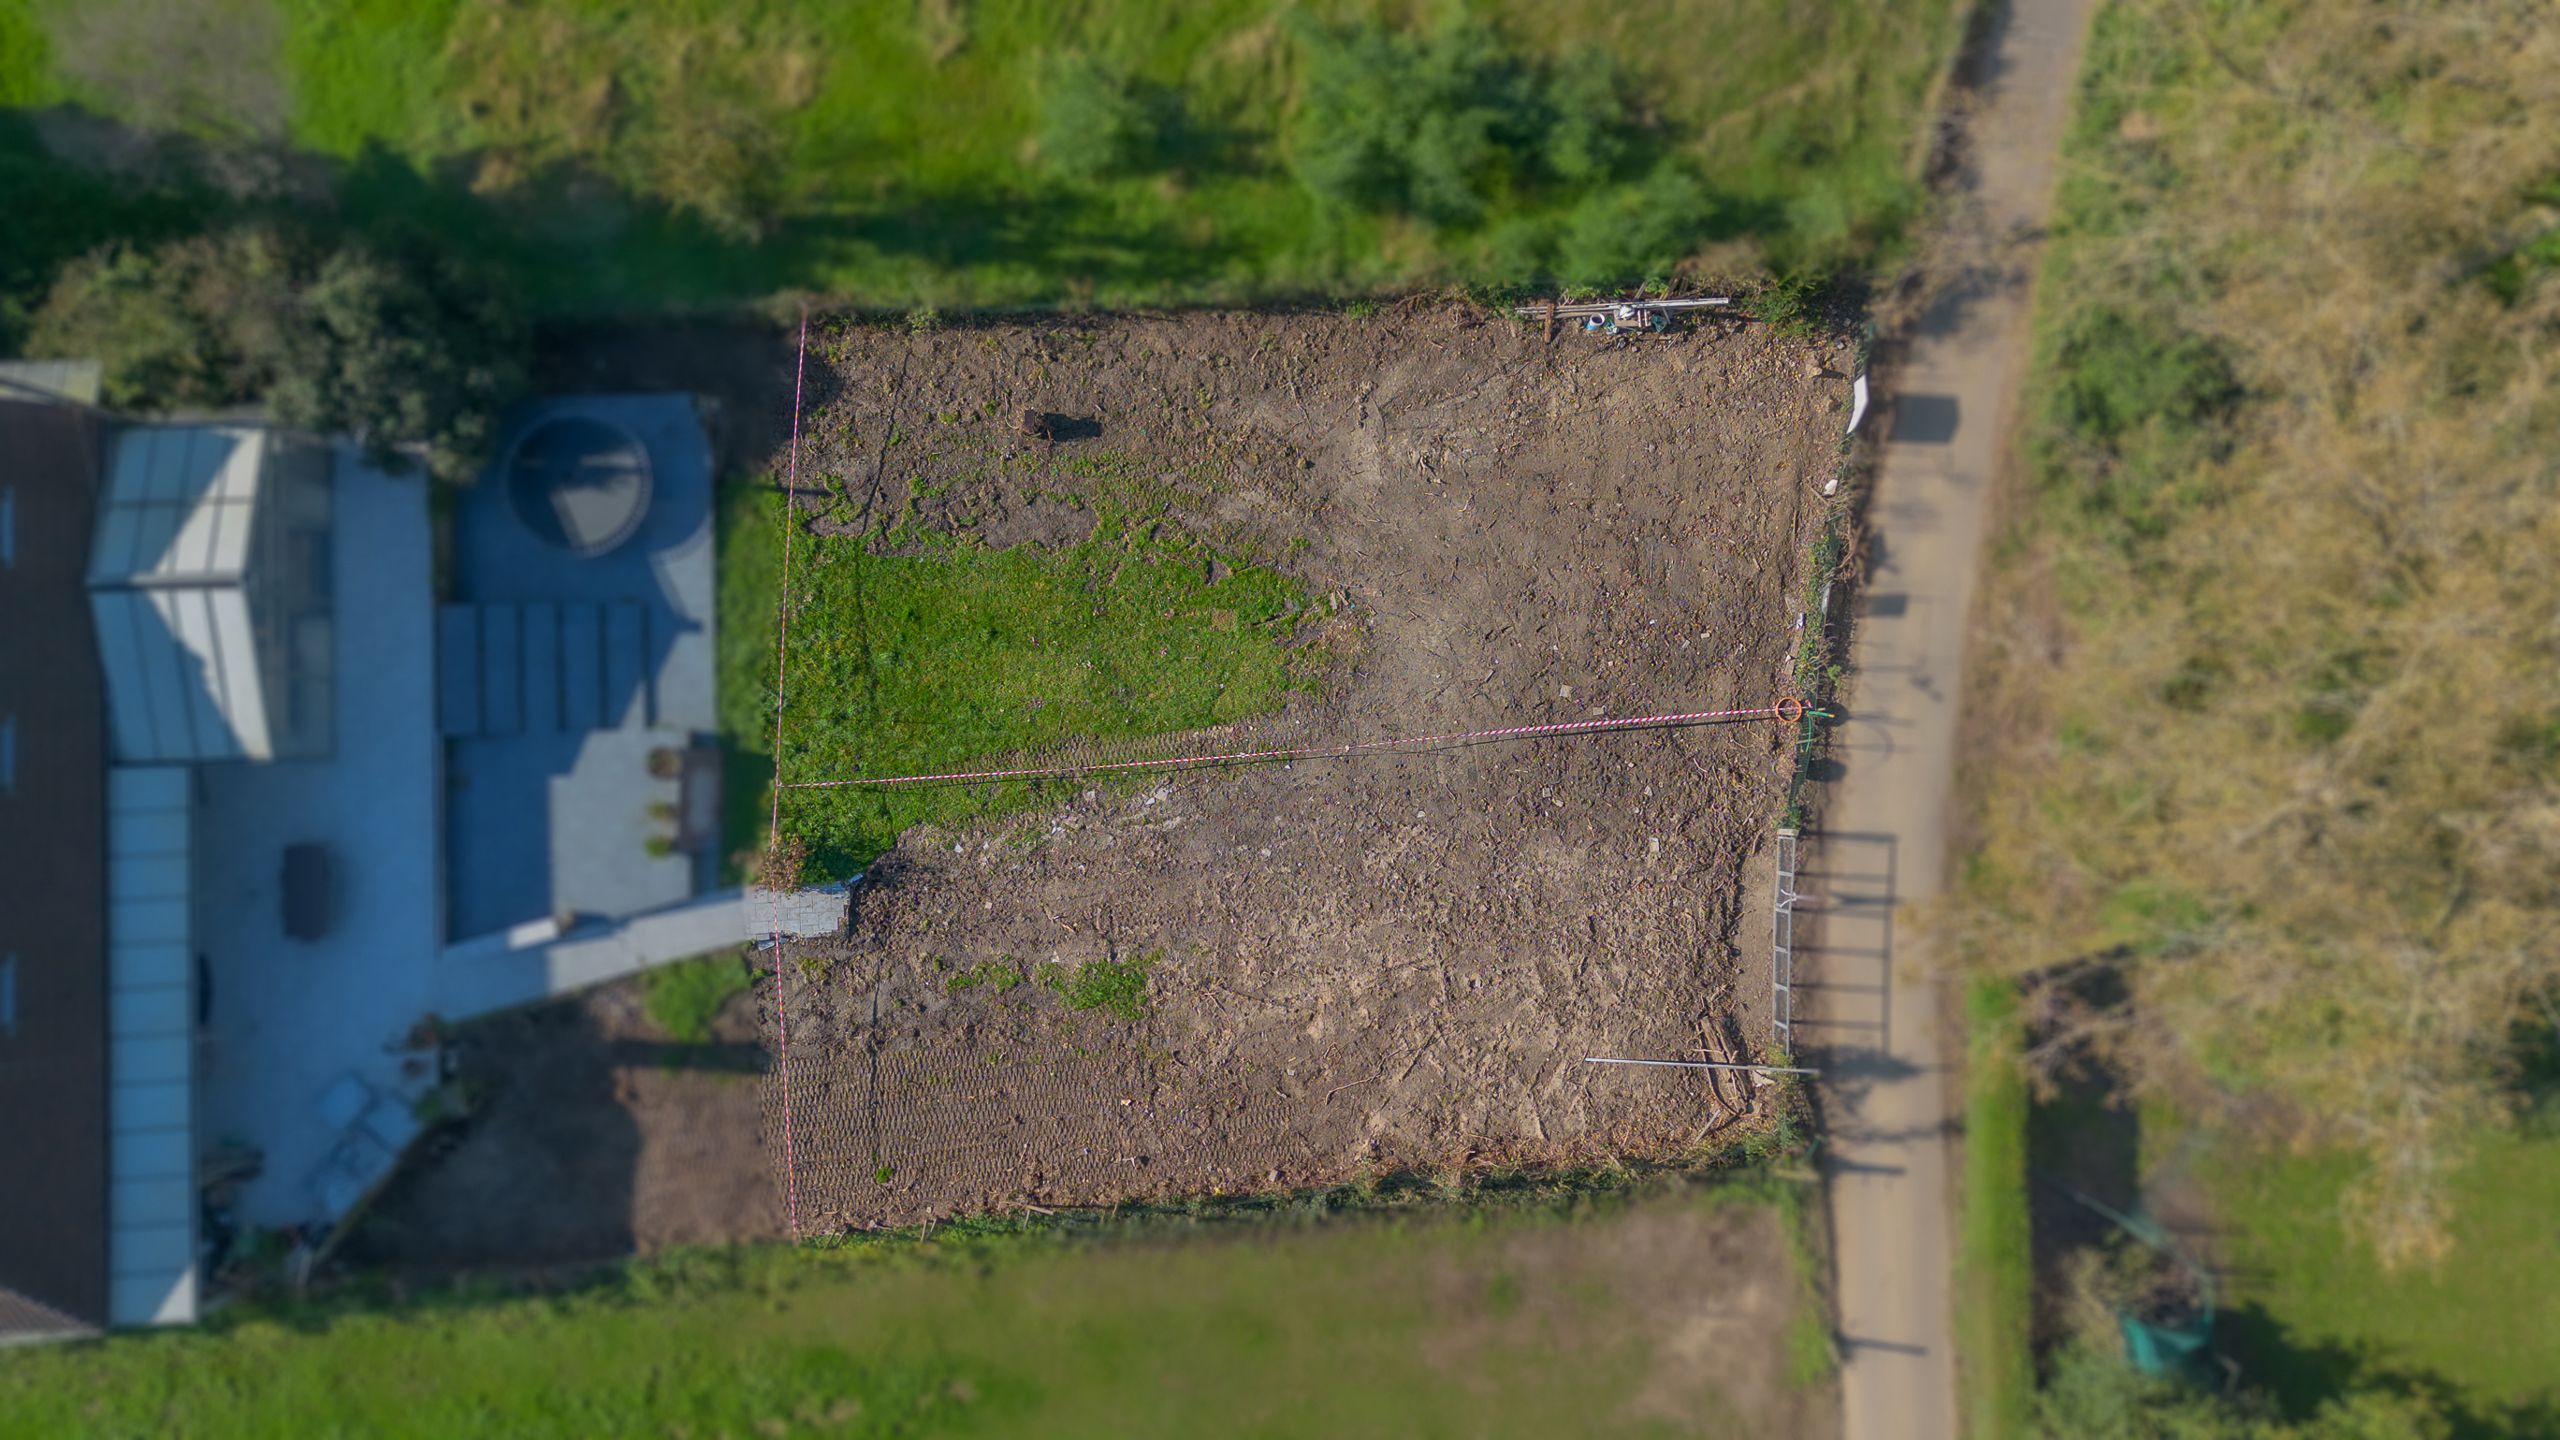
[269,246,526,482]
[28,229,296,408]
[25,225,524,482]
[1288,16,1550,225]
[2035,1346,2456,1440]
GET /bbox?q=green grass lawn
[717,483,1334,880]
[1958,978,2033,1440]
[0,1183,1824,1439]
[2200,1127,2560,1420]
[635,949,756,1044]
[2,0,1965,318]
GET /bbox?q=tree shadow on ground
[2021,975,2560,1437]
[1,100,1264,332]
[2215,1304,2560,1440]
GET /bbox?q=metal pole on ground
[1582,1057,1822,1076]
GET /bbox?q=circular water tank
[506,416,653,556]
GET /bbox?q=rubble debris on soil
[761,301,1842,1231]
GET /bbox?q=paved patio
[194,446,437,1227]
[441,395,717,940]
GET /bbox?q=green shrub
[1475,215,1558,287]
[0,114,200,349]
[1288,16,1635,228]
[1541,48,1627,184]
[1554,164,1716,286]
[1742,270,1825,337]
[2029,306,2240,541]
[1037,53,1154,181]
[2045,307,2241,450]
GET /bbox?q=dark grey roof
[0,395,112,1332]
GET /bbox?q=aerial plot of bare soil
[753,302,1846,1231]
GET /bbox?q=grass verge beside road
[1957,978,2031,1440]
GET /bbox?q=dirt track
[766,302,1846,1230]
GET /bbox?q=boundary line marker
[765,306,809,1239]
[778,700,1813,791]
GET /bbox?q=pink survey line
[778,703,1793,791]
[765,306,808,1240]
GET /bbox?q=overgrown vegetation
[1949,0,2560,1267]
[717,482,1332,881]
[1945,0,2560,1427]
[1285,18,1635,231]
[0,1180,1829,1438]
[0,0,1966,336]
[638,950,755,1045]
[1034,52,1155,183]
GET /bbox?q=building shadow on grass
[341,1000,647,1276]
[341,987,778,1285]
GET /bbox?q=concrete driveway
[1800,2,2094,1437]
